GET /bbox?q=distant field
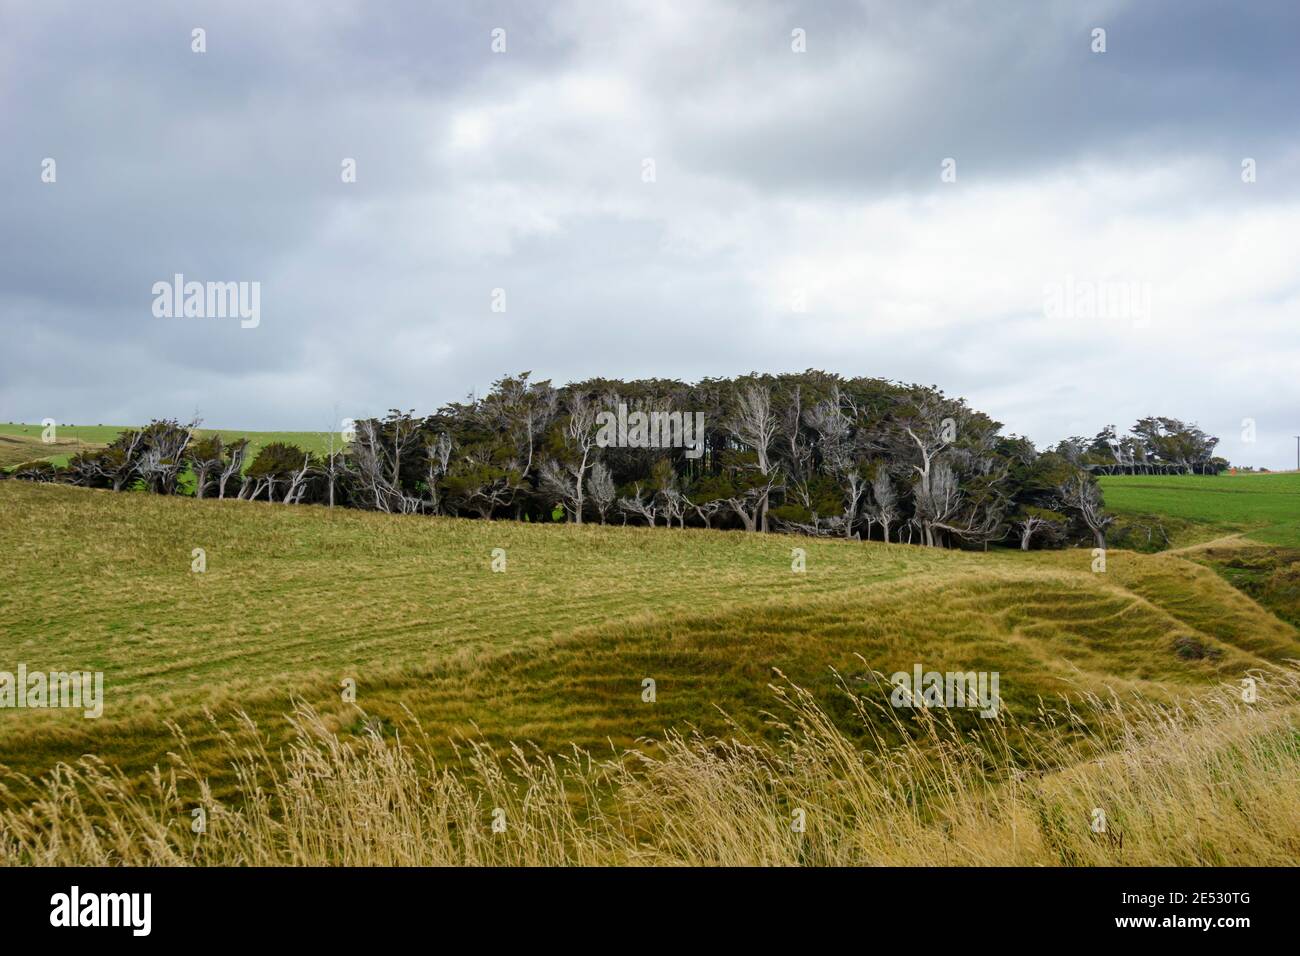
[3,480,1297,801]
[0,432,107,468]
[1099,472,1300,547]
[0,421,336,468]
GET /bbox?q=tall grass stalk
[2,666,1297,866]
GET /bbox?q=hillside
[0,432,106,468]
[2,480,1296,794]
[1099,472,1300,548]
[0,422,332,469]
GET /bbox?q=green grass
[5,460,1299,866]
[1195,546,1300,630]
[0,423,128,445]
[0,433,103,468]
[3,480,1296,798]
[1099,472,1300,548]
[0,422,335,469]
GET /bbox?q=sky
[2,0,1298,468]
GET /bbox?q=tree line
[1055,418,1226,476]
[3,371,1225,551]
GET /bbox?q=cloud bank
[2,0,1297,467]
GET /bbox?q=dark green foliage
[22,370,1225,551]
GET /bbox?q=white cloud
[2,0,1298,467]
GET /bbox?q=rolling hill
[1099,471,1300,548]
[2,479,1296,784]
[0,422,332,469]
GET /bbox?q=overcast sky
[3,0,1298,467]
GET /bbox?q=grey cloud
[1,0,1297,467]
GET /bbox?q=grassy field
[1099,472,1300,548]
[0,422,333,469]
[0,432,106,468]
[2,473,1298,864]
[2,480,1296,775]
[7,665,1298,866]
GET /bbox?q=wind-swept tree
[722,382,779,532]
[95,430,146,492]
[475,372,557,499]
[1057,472,1114,549]
[892,396,961,547]
[868,466,900,543]
[423,432,453,514]
[134,419,196,495]
[348,410,425,513]
[1012,505,1066,551]
[541,391,603,524]
[50,368,1228,557]
[587,461,616,524]
[244,442,315,503]
[805,392,870,538]
[618,481,659,527]
[186,434,226,499]
[216,438,249,499]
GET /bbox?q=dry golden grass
[0,433,105,468]
[2,665,1296,866]
[3,481,1299,865]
